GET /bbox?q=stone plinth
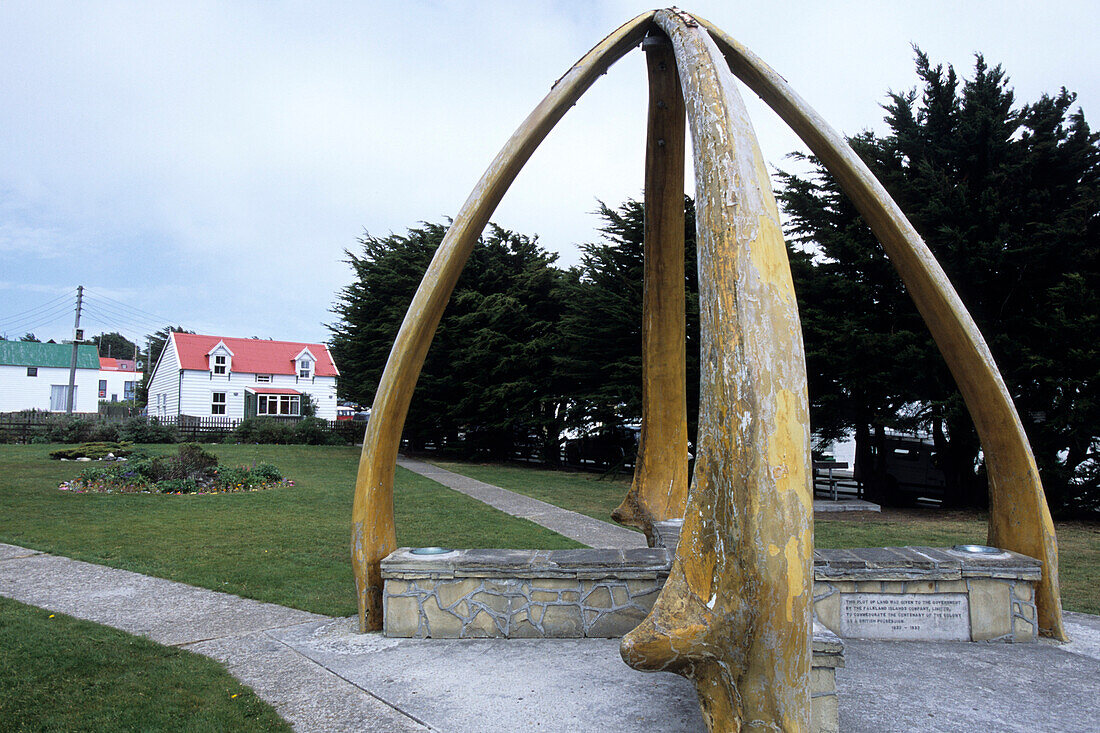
[382,546,843,733]
[649,518,683,550]
[813,546,1041,642]
[382,548,669,639]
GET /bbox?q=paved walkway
[2,542,1099,732]
[397,457,648,549]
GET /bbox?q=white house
[147,333,340,420]
[98,357,140,403]
[0,341,101,413]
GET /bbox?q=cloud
[0,0,1096,344]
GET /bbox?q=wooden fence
[0,411,363,444]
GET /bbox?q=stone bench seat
[812,546,1041,642]
[382,544,1042,643]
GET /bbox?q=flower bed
[58,444,294,495]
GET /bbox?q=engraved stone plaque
[839,593,969,641]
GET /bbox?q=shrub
[129,456,171,483]
[86,422,121,442]
[46,417,96,444]
[117,417,179,444]
[292,417,328,445]
[75,464,125,484]
[158,478,199,494]
[50,442,134,460]
[232,418,294,444]
[176,443,219,480]
[252,462,282,482]
[215,465,253,491]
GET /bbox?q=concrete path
[2,542,1099,732]
[0,543,424,732]
[397,457,648,549]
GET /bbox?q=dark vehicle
[856,434,946,505]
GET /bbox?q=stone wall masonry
[812,546,1041,642]
[383,545,1041,643]
[382,548,668,639]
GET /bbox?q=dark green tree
[19,333,40,342]
[329,222,570,461]
[779,50,1100,514]
[91,331,137,359]
[560,197,700,442]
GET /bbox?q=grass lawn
[0,596,290,732]
[0,444,581,618]
[433,459,1100,615]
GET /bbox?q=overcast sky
[1,1,1096,347]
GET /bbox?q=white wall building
[98,357,140,403]
[0,341,101,413]
[147,333,339,420]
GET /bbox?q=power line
[81,288,176,328]
[0,288,77,324]
[3,307,74,337]
[0,300,76,333]
[79,304,149,339]
[80,297,165,332]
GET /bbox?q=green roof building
[0,341,102,412]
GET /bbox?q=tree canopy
[328,199,701,464]
[327,51,1097,516]
[778,49,1099,514]
[91,331,137,359]
[329,223,569,461]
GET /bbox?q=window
[257,394,300,416]
[213,354,227,375]
[256,374,272,383]
[124,381,135,400]
[26,367,37,377]
[98,380,107,398]
[298,358,312,378]
[212,392,227,415]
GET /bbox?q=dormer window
[294,347,316,379]
[206,341,234,376]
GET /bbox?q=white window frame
[213,354,228,375]
[298,358,313,378]
[255,374,272,383]
[257,394,300,416]
[211,391,227,415]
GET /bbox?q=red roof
[245,387,302,395]
[171,333,339,376]
[99,357,139,372]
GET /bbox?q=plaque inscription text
[839,593,969,641]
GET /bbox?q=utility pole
[65,285,84,414]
